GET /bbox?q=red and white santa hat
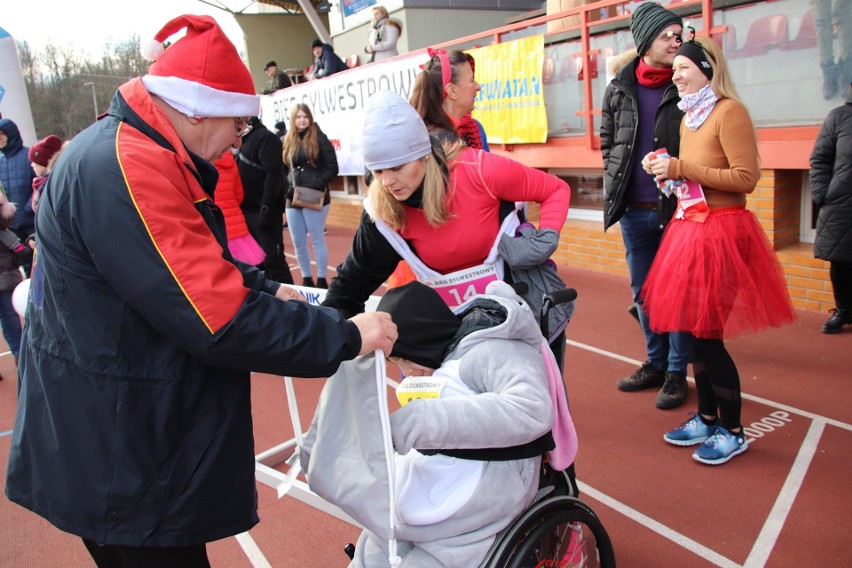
[140,14,260,118]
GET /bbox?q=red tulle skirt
[641,207,796,339]
[228,234,266,266]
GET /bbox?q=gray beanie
[362,91,432,171]
[630,2,682,57]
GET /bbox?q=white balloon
[12,278,31,318]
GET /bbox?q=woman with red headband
[410,48,488,150]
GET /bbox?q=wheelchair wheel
[482,495,615,568]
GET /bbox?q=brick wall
[748,169,801,249]
[325,197,364,228]
[326,167,833,314]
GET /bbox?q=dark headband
[676,40,713,80]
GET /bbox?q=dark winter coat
[5,78,362,548]
[0,118,36,233]
[811,88,852,263]
[313,43,348,78]
[237,117,286,216]
[600,55,682,231]
[285,126,338,208]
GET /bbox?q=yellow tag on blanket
[395,376,446,406]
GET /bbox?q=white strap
[364,195,522,283]
[372,351,402,567]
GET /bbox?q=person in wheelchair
[348,280,575,568]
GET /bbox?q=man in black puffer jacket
[600,2,690,410]
[810,82,852,333]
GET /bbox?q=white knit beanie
[361,91,432,170]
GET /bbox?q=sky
[1,0,249,57]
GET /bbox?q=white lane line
[743,419,826,568]
[566,339,852,430]
[579,481,741,568]
[236,532,273,568]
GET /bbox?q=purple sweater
[624,83,667,204]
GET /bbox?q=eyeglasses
[664,30,683,43]
[234,117,253,137]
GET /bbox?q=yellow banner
[471,36,547,144]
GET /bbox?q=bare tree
[18,36,147,141]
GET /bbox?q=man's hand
[351,312,397,357]
[275,285,306,302]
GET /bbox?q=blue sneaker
[692,426,748,465]
[664,414,717,446]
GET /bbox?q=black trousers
[83,539,210,568]
[830,261,852,309]
[244,207,293,285]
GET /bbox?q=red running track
[1,224,850,567]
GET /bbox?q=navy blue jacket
[314,43,348,78]
[5,79,362,547]
[0,118,36,232]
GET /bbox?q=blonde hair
[694,36,758,166]
[282,104,320,166]
[695,36,742,104]
[367,140,465,231]
[373,5,388,18]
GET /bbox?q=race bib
[396,376,448,406]
[673,180,709,223]
[423,264,499,309]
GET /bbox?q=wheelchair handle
[540,288,578,340]
[544,288,578,306]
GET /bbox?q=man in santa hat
[4,15,397,568]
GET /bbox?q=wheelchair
[478,288,615,568]
[479,461,615,567]
[342,288,616,567]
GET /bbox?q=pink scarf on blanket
[541,340,578,471]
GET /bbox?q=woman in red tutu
[641,31,796,465]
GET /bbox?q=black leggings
[830,261,852,309]
[83,540,210,568]
[692,338,742,431]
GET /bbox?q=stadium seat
[782,10,817,50]
[346,53,360,68]
[728,14,789,58]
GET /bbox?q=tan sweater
[668,98,760,209]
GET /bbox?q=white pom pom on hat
[140,39,165,62]
[140,14,260,118]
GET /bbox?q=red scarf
[636,59,674,88]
